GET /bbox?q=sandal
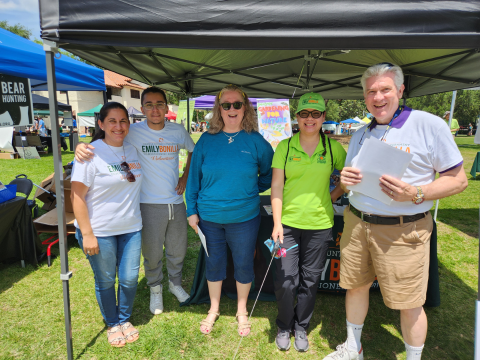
[236,312,251,337]
[107,325,126,347]
[199,310,220,334]
[120,322,139,343]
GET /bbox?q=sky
[0,0,41,39]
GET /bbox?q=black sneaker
[294,330,309,352]
[275,328,291,351]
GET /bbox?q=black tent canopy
[38,1,480,359]
[32,94,72,111]
[39,0,480,99]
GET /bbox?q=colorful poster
[177,99,195,131]
[257,99,292,149]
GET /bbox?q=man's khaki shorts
[339,206,433,310]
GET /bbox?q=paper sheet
[347,137,413,205]
[0,126,14,152]
[198,227,209,257]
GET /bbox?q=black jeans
[274,225,332,332]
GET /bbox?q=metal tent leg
[44,41,74,360]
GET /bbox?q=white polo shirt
[346,107,463,216]
[126,120,195,204]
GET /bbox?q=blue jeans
[198,213,261,284]
[76,228,142,327]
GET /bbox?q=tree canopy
[0,20,32,39]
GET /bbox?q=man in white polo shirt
[76,87,195,315]
[323,63,467,360]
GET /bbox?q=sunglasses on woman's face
[120,161,136,182]
[220,102,244,111]
[298,110,324,119]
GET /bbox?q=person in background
[186,84,274,337]
[271,92,346,352]
[323,63,467,360]
[38,117,46,136]
[468,123,473,136]
[71,102,143,347]
[443,111,459,138]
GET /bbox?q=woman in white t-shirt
[71,102,143,348]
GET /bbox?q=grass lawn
[0,134,478,359]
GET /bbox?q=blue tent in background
[0,28,105,91]
[324,120,339,125]
[340,118,360,124]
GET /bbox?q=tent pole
[103,91,108,104]
[187,94,190,133]
[44,41,74,360]
[434,90,457,221]
[475,205,480,358]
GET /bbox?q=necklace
[103,139,126,162]
[223,130,241,144]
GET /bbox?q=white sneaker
[150,285,163,315]
[323,342,363,360]
[168,281,190,303]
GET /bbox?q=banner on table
[0,74,33,128]
[257,99,292,149]
[177,99,196,131]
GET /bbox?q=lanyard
[359,105,403,145]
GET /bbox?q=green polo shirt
[444,118,459,134]
[272,133,346,230]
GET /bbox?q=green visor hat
[296,92,326,114]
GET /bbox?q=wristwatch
[412,186,425,205]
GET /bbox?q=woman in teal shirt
[270,92,346,352]
[186,84,273,337]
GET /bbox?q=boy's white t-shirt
[126,120,195,204]
[72,140,143,236]
[346,108,463,216]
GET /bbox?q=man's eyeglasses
[120,161,136,182]
[220,102,244,111]
[298,110,324,119]
[143,102,167,111]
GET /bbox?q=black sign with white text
[0,74,33,127]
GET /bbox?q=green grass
[0,134,478,359]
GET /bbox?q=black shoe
[294,330,309,352]
[275,328,291,351]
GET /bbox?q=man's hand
[175,174,187,195]
[75,142,95,163]
[188,214,199,234]
[379,175,416,202]
[340,167,362,191]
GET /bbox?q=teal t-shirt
[272,133,346,229]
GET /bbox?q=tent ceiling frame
[113,48,153,85]
[149,51,185,93]
[202,77,292,99]
[409,50,479,93]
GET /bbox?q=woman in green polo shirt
[270,92,346,352]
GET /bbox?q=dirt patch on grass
[327,134,352,146]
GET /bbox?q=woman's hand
[271,223,284,244]
[82,233,99,256]
[75,142,95,163]
[188,214,199,234]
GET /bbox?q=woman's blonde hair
[208,84,258,134]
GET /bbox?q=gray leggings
[140,203,188,287]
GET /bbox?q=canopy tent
[38,1,480,359]
[340,119,359,124]
[323,121,339,125]
[34,109,64,116]
[166,110,177,120]
[127,106,143,117]
[77,104,103,127]
[32,94,72,112]
[0,28,105,92]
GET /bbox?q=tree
[0,20,32,39]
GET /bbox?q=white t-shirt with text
[72,140,143,236]
[346,108,463,215]
[126,120,195,204]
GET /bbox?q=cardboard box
[34,173,55,200]
[34,172,73,213]
[34,208,76,234]
[0,152,19,159]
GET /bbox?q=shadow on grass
[75,328,105,360]
[0,262,37,294]
[436,208,478,237]
[316,261,475,359]
[457,144,480,149]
